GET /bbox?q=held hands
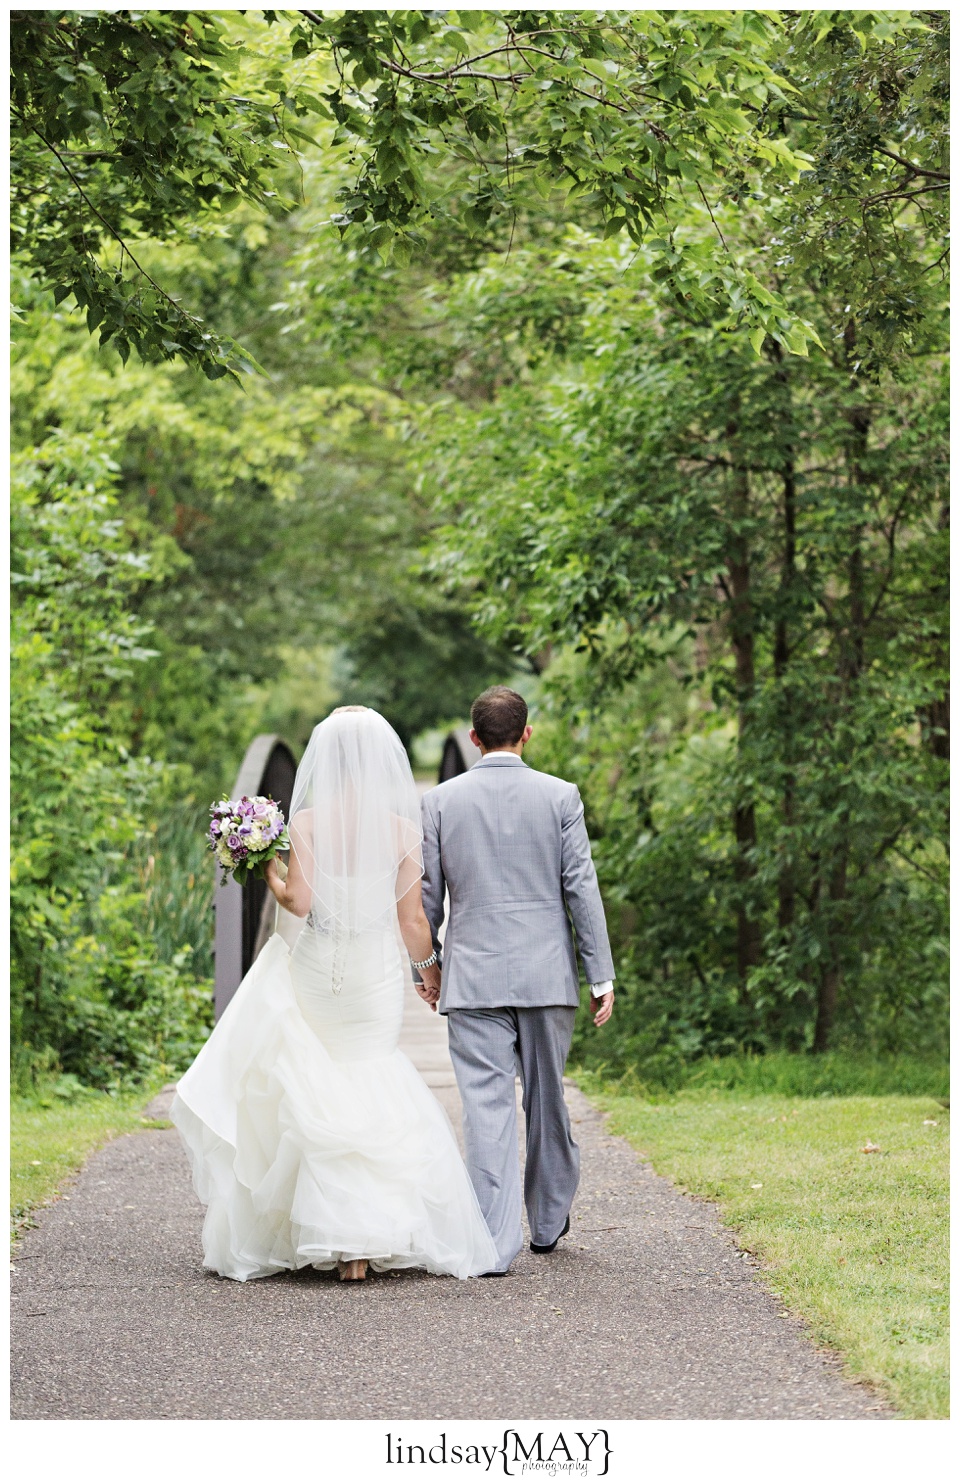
[415,963,441,1013]
[590,989,615,1027]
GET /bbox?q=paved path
[10,971,891,1421]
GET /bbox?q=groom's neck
[469,722,532,758]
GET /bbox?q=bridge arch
[438,726,478,782]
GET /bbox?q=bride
[171,706,498,1282]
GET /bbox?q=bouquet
[208,795,290,886]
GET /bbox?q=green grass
[575,1071,949,1419]
[569,1044,950,1099]
[11,1079,170,1249]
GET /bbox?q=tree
[769,10,948,374]
[12,245,511,787]
[10,8,322,377]
[295,6,824,351]
[11,7,845,373]
[412,218,947,1057]
[12,10,945,375]
[10,10,947,1075]
[10,431,211,1087]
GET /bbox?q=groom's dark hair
[471,686,528,749]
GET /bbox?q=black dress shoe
[478,1269,509,1277]
[530,1214,570,1254]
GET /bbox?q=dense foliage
[10,432,211,1089]
[9,9,948,1085]
[10,7,321,377]
[411,229,948,1068]
[400,12,949,1066]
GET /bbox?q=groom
[417,686,615,1274]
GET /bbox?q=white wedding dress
[172,918,498,1281]
[172,708,498,1282]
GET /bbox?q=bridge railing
[213,734,298,1020]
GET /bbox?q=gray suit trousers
[446,1005,579,1272]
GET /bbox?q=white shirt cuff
[589,981,613,998]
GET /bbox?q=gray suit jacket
[420,753,615,1012]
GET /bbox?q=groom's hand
[590,989,614,1027]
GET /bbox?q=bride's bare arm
[396,870,441,1001]
[265,815,312,917]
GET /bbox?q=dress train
[171,931,497,1281]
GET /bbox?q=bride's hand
[414,981,439,1012]
[265,855,292,909]
[415,964,441,1012]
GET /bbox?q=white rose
[216,841,233,866]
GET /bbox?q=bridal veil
[288,706,424,947]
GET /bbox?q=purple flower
[207,794,287,869]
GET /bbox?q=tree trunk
[812,321,870,1053]
[725,418,761,987]
[847,536,866,678]
[766,343,800,1023]
[733,802,761,985]
[813,848,848,1052]
[919,497,948,761]
[920,688,949,761]
[774,458,798,934]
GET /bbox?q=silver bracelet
[410,949,438,971]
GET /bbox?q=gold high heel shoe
[337,1259,368,1281]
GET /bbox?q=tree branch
[862,183,949,206]
[697,181,729,253]
[864,492,910,628]
[299,13,668,132]
[381,59,528,84]
[890,844,948,890]
[873,146,949,182]
[13,107,203,331]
